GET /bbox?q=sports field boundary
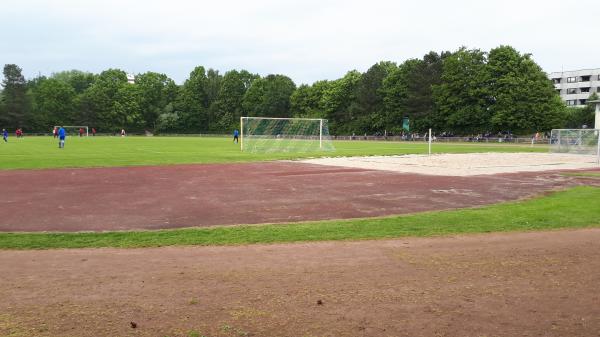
[1,186,598,250]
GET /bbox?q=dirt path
[1,229,600,337]
[1,162,598,232]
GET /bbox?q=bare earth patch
[300,152,599,176]
[2,229,600,337]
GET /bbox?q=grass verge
[1,186,599,250]
[561,172,600,179]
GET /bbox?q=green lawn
[1,186,597,250]
[0,136,548,170]
[561,172,600,179]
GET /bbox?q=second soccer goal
[240,117,335,153]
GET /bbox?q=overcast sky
[0,0,598,85]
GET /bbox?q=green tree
[487,45,566,133]
[135,72,178,130]
[321,70,361,135]
[1,64,29,128]
[29,78,77,130]
[212,70,259,131]
[354,61,396,133]
[565,92,597,128]
[290,80,331,119]
[205,69,223,130]
[242,74,296,118]
[176,66,209,132]
[51,70,96,94]
[381,59,419,133]
[432,48,492,134]
[78,69,128,130]
[113,84,144,130]
[404,51,447,132]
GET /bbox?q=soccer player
[58,126,66,148]
[91,128,96,136]
[233,129,239,143]
[79,128,84,137]
[2,129,7,143]
[53,127,57,138]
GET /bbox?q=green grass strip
[561,172,600,179]
[1,186,599,250]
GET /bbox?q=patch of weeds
[187,330,201,337]
[234,327,250,336]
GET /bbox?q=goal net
[550,129,600,158]
[54,126,88,137]
[240,117,335,153]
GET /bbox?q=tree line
[0,45,594,136]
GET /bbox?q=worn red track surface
[1,162,599,232]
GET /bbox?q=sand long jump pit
[300,152,599,176]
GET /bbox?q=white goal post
[54,126,89,137]
[550,129,600,164]
[240,117,334,153]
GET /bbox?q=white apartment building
[548,69,600,107]
[126,73,136,84]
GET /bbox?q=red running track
[1,162,598,232]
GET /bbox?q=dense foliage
[0,46,577,135]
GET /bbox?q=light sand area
[300,152,600,176]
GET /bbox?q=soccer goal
[240,117,335,153]
[54,126,89,137]
[550,129,600,163]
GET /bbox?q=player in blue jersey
[233,129,239,143]
[58,126,66,148]
[2,129,7,143]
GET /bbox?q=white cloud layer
[0,0,598,84]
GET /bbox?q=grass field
[561,172,600,179]
[0,136,548,170]
[1,186,597,249]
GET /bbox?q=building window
[580,87,591,93]
[580,99,587,105]
[580,75,591,82]
[567,88,577,94]
[552,78,561,84]
[567,77,577,83]
[567,100,577,106]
